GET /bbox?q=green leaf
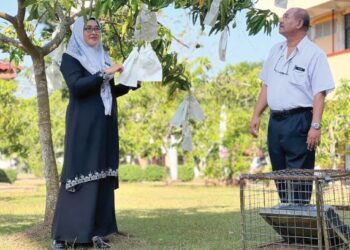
[24,0,40,7]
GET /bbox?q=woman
[51,16,137,249]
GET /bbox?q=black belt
[270,107,312,117]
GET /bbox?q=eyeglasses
[274,55,290,75]
[83,26,101,34]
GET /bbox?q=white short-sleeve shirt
[259,36,335,111]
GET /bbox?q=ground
[0,174,241,249]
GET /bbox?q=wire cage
[239,169,350,250]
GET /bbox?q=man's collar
[295,35,309,52]
[279,35,309,53]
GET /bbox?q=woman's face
[83,19,101,47]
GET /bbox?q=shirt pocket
[289,65,307,86]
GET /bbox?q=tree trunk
[168,135,178,180]
[32,56,59,226]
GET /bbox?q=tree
[317,81,350,169]
[189,62,268,180]
[0,79,27,158]
[0,0,278,225]
[0,0,87,225]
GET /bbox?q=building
[255,0,350,85]
[0,61,21,80]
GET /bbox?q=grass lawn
[0,175,242,249]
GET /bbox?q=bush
[144,165,166,181]
[0,169,18,184]
[178,164,194,182]
[119,164,144,182]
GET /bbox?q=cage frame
[239,169,350,250]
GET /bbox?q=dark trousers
[268,109,315,204]
[52,178,118,243]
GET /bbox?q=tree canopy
[0,0,279,225]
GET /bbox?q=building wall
[328,51,350,83]
[255,0,331,16]
[255,0,350,84]
[314,35,333,53]
[311,12,345,53]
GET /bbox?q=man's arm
[250,84,268,138]
[307,91,326,150]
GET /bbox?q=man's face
[279,8,300,36]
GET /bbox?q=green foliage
[0,80,27,157]
[0,0,280,169]
[119,164,144,182]
[0,169,18,184]
[188,62,267,179]
[317,81,350,169]
[175,0,277,36]
[178,164,194,182]
[101,11,192,95]
[246,8,279,35]
[118,81,183,159]
[0,27,25,65]
[144,165,166,181]
[0,88,68,177]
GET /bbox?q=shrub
[0,169,18,184]
[178,164,194,182]
[144,165,166,181]
[119,164,144,182]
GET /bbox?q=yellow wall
[255,0,330,15]
[314,36,333,54]
[328,52,350,84]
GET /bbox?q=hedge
[119,164,144,182]
[178,164,194,182]
[144,165,166,181]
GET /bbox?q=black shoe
[51,240,66,250]
[92,236,111,249]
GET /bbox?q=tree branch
[41,4,67,56]
[103,21,126,60]
[72,7,93,20]
[17,0,26,24]
[158,21,190,48]
[14,0,38,56]
[31,10,48,38]
[42,5,94,56]
[41,23,68,56]
[0,33,26,52]
[0,11,16,24]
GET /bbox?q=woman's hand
[104,64,123,75]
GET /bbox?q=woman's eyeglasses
[84,26,101,34]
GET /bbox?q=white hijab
[66,16,113,116]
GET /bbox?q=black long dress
[52,53,133,243]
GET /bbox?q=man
[250,8,334,204]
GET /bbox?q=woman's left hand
[105,64,123,75]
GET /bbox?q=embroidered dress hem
[65,168,118,192]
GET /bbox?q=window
[345,14,350,49]
[314,21,336,39]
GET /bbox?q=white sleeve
[259,59,269,85]
[309,52,335,96]
[259,44,279,86]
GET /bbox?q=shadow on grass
[0,214,43,235]
[1,208,243,250]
